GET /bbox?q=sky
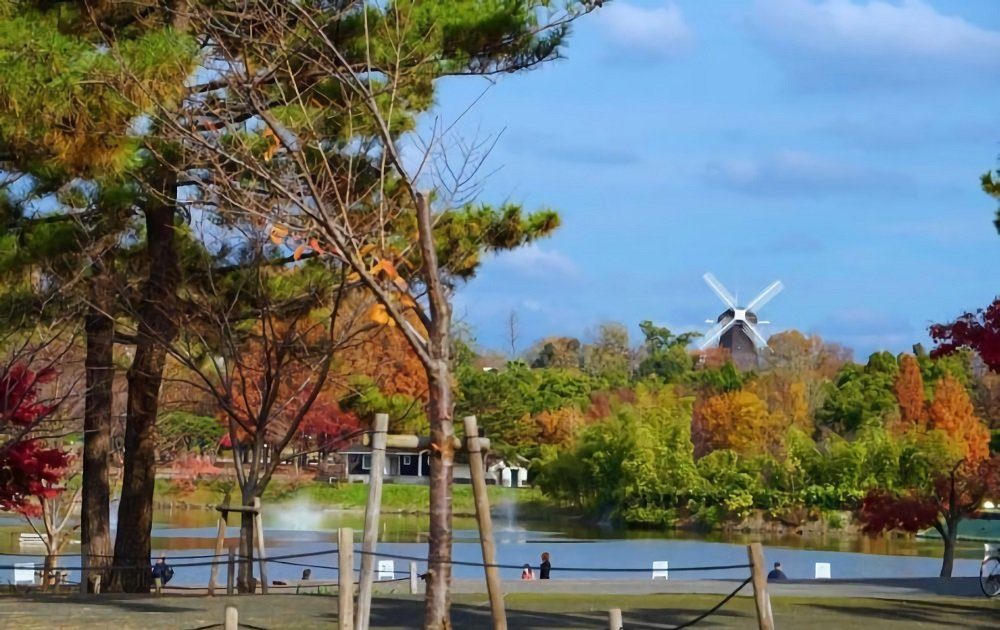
[417,0,1000,359]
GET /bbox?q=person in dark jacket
[539,552,551,579]
[151,556,174,594]
[766,562,787,582]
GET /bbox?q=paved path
[448,577,984,598]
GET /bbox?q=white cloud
[749,0,1000,86]
[598,2,694,60]
[490,244,579,279]
[704,149,899,196]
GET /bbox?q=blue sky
[419,0,1000,359]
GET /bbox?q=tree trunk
[238,486,257,593]
[110,192,180,592]
[82,263,114,591]
[940,519,958,578]
[423,364,455,630]
[43,553,57,589]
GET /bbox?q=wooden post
[409,561,419,595]
[79,542,89,595]
[463,416,507,630]
[253,497,268,594]
[227,547,236,596]
[338,528,355,630]
[747,543,775,630]
[209,498,229,596]
[608,608,623,630]
[356,413,388,630]
[224,605,239,630]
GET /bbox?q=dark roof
[338,445,428,455]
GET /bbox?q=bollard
[409,561,419,595]
[224,605,238,630]
[608,608,623,630]
[338,528,354,630]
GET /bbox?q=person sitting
[151,555,174,594]
[520,564,534,580]
[767,562,787,582]
[301,569,312,581]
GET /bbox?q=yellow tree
[695,390,786,457]
[928,375,990,463]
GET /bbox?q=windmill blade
[744,321,769,348]
[703,273,737,309]
[699,317,737,350]
[745,280,784,313]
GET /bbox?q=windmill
[700,273,783,369]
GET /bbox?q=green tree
[0,2,199,590]
[535,385,699,526]
[815,352,899,435]
[636,320,698,382]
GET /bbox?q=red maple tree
[930,298,1000,371]
[0,364,69,511]
[860,457,1000,577]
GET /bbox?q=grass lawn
[1,592,997,629]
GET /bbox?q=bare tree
[116,1,602,622]
[147,225,374,592]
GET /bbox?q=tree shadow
[1,593,204,614]
[803,600,997,630]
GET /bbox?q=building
[338,445,431,484]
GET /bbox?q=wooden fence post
[608,608,623,630]
[253,497,268,594]
[224,605,239,630]
[409,561,419,595]
[338,527,355,630]
[209,498,229,596]
[356,413,388,630]
[463,416,507,630]
[226,547,236,596]
[747,543,775,630]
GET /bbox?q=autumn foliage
[927,374,990,463]
[894,353,927,429]
[694,389,786,457]
[0,364,69,511]
[931,297,1000,372]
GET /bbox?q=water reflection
[0,505,987,586]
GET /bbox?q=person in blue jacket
[151,555,174,594]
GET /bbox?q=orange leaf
[309,239,325,254]
[269,225,288,244]
[293,244,307,261]
[367,303,390,325]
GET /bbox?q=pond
[0,501,988,586]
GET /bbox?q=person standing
[539,552,551,580]
[520,564,534,580]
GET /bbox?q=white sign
[14,563,35,585]
[378,560,395,580]
[815,562,831,579]
[652,561,669,580]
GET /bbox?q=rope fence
[2,542,767,629]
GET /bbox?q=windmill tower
[700,273,783,369]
